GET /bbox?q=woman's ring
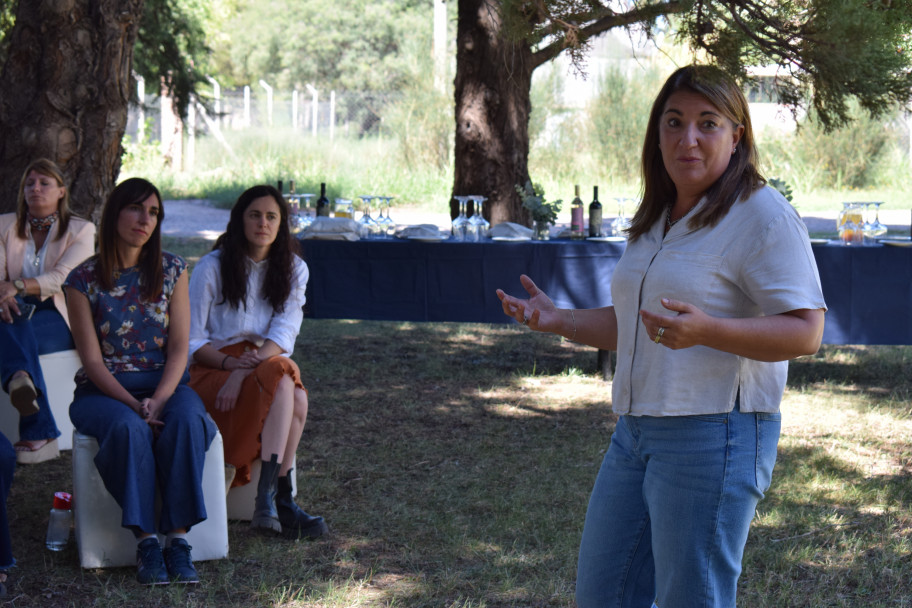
[654,327,665,344]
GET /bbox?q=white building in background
[534,30,800,134]
[744,65,802,133]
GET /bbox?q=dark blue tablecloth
[811,242,912,344]
[298,238,912,345]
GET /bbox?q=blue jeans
[0,432,14,570]
[70,370,217,535]
[576,400,780,608]
[0,297,70,441]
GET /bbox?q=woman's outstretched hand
[496,274,563,334]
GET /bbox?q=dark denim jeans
[70,370,217,535]
[0,297,70,441]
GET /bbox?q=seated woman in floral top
[65,178,216,586]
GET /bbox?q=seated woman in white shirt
[188,185,327,540]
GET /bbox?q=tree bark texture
[0,0,144,220]
[453,0,533,225]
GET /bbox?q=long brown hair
[213,185,298,312]
[15,158,74,241]
[627,65,765,241]
[96,178,164,301]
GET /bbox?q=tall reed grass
[122,64,912,216]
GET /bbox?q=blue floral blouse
[65,252,187,383]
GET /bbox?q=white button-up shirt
[611,185,826,416]
[188,249,309,358]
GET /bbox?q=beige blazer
[0,212,96,327]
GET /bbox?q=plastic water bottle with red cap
[45,492,72,551]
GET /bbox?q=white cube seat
[0,349,80,449]
[72,429,229,568]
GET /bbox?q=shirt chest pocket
[644,250,725,307]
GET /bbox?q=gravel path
[160,199,911,239]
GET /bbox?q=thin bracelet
[569,309,578,342]
[220,354,231,370]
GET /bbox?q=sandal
[14,438,59,464]
[8,375,39,417]
[0,570,7,597]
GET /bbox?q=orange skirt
[188,341,304,488]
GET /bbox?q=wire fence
[125,88,402,144]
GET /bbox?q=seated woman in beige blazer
[0,158,95,463]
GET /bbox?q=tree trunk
[0,0,144,220]
[453,0,533,225]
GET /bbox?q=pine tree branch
[530,1,688,70]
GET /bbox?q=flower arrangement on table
[515,181,562,225]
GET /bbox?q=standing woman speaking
[497,65,826,607]
[0,159,95,463]
[188,185,327,540]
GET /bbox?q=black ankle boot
[276,468,329,540]
[251,457,281,533]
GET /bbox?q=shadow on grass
[4,320,613,607]
[9,324,912,606]
[741,434,912,606]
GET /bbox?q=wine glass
[452,196,470,241]
[866,202,888,240]
[611,197,631,237]
[357,195,380,238]
[299,193,315,229]
[467,196,490,241]
[287,195,306,235]
[375,196,396,237]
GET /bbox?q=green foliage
[382,34,453,170]
[528,65,564,147]
[588,65,664,184]
[133,0,218,118]
[759,102,900,191]
[0,0,15,65]
[767,177,793,203]
[677,1,912,131]
[515,180,562,224]
[211,0,429,93]
[122,127,452,210]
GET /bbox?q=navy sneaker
[136,537,169,585]
[163,538,200,584]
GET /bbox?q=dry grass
[3,244,911,606]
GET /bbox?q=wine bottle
[589,186,603,238]
[570,185,585,240]
[277,179,284,196]
[316,182,330,217]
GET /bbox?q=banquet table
[298,237,912,346]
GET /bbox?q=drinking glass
[287,196,306,234]
[357,195,381,238]
[334,198,354,219]
[375,196,396,238]
[452,196,470,241]
[299,194,315,229]
[467,196,490,241]
[611,197,631,237]
[866,202,888,240]
[837,202,863,245]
